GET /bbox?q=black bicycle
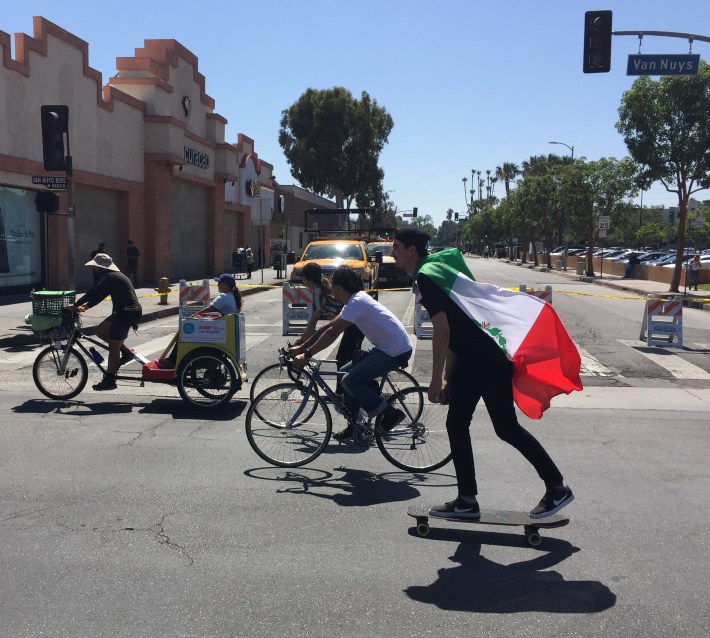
[245,351,451,472]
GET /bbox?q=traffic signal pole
[65,138,75,291]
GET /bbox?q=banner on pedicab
[180,319,227,343]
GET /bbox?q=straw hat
[85,252,120,271]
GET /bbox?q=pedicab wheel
[33,346,88,400]
[177,349,238,409]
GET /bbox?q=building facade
[0,17,274,292]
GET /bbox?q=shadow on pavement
[404,531,616,614]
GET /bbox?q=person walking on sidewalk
[688,254,702,291]
[392,226,576,520]
[68,253,143,391]
[126,240,140,286]
[244,245,254,279]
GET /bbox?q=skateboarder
[392,226,575,520]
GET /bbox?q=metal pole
[64,127,75,290]
[549,141,574,271]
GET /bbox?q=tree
[617,61,710,291]
[279,87,394,208]
[495,162,520,197]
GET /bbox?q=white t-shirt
[340,291,412,357]
[212,292,238,316]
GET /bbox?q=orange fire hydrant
[155,277,172,305]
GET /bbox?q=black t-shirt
[77,270,142,317]
[416,273,508,364]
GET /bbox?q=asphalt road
[1,257,709,638]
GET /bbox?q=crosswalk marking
[578,346,614,377]
[617,339,710,380]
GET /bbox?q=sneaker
[429,497,480,520]
[92,376,117,391]
[333,425,353,441]
[529,484,574,519]
[378,406,405,433]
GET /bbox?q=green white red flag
[415,249,582,419]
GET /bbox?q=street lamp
[549,140,575,270]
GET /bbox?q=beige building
[0,17,275,292]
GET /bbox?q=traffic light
[40,105,69,171]
[35,190,60,213]
[583,10,612,73]
[412,207,418,217]
[454,213,459,221]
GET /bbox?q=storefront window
[0,187,43,289]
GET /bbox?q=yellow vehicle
[367,241,412,289]
[290,239,379,295]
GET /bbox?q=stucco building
[0,17,276,292]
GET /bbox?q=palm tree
[495,162,520,197]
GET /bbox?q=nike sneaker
[530,484,574,519]
[429,497,480,520]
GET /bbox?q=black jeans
[446,356,563,497]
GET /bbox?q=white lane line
[617,339,710,380]
[577,346,613,377]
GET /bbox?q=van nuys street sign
[31,175,67,190]
[627,54,700,76]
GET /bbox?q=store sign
[247,179,261,197]
[183,146,209,169]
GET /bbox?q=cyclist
[291,262,364,394]
[289,265,412,440]
[68,252,142,391]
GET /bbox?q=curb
[0,283,272,349]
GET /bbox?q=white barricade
[640,297,683,348]
[282,282,313,336]
[179,279,211,319]
[414,287,433,339]
[519,284,553,304]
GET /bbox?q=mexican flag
[415,249,582,419]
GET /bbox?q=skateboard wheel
[526,532,542,547]
[416,523,430,537]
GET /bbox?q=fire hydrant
[155,277,172,305]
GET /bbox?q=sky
[3,0,710,226]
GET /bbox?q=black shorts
[107,309,142,341]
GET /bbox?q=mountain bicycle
[249,347,419,402]
[245,352,451,472]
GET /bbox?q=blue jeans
[340,348,411,417]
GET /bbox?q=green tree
[495,162,520,197]
[279,87,394,208]
[617,61,710,291]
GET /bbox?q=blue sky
[3,1,709,225]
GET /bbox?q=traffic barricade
[519,284,553,304]
[282,282,313,336]
[414,286,433,339]
[179,279,211,319]
[640,297,683,348]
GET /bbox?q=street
[1,256,709,638]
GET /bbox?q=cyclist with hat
[68,252,142,391]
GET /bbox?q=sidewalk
[0,267,287,348]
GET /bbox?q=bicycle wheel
[177,350,238,409]
[33,345,88,400]
[249,362,312,402]
[380,368,422,421]
[246,383,332,467]
[375,386,452,472]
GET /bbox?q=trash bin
[556,259,564,271]
[287,251,296,264]
[576,261,585,276]
[273,252,285,278]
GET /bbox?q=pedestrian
[688,254,702,291]
[392,226,580,520]
[67,253,142,391]
[624,253,640,279]
[90,242,106,285]
[245,245,254,279]
[126,240,140,287]
[289,265,412,440]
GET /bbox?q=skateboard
[407,504,569,546]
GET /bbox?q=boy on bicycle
[289,265,412,440]
[68,253,142,391]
